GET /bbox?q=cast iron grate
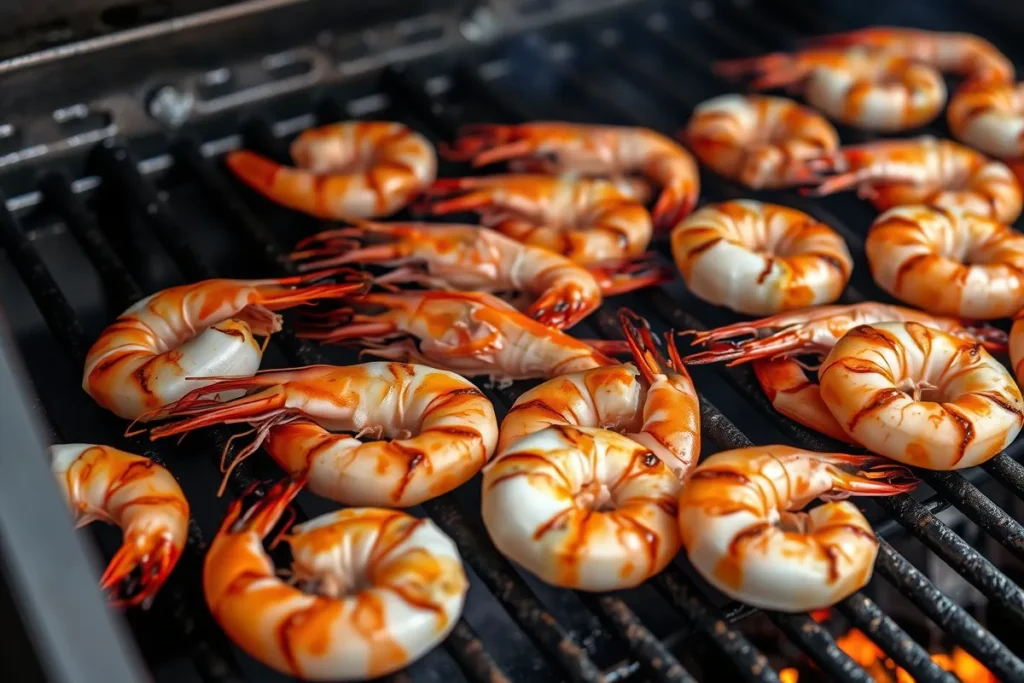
[2,0,1024,681]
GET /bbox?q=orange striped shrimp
[147,363,497,505]
[808,26,1014,84]
[226,121,437,219]
[682,94,839,188]
[865,205,1024,319]
[819,322,1024,469]
[420,174,654,266]
[498,309,700,478]
[83,274,366,421]
[677,446,916,611]
[715,48,946,132]
[1010,316,1024,386]
[805,136,1023,224]
[670,200,853,315]
[204,477,467,680]
[297,290,625,383]
[947,81,1024,159]
[51,444,188,608]
[441,123,700,230]
[290,220,668,330]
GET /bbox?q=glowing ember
[808,609,832,623]
[781,628,998,682]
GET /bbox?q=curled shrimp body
[290,221,665,330]
[51,444,188,608]
[683,303,1006,443]
[819,322,1024,469]
[226,122,437,220]
[204,477,467,681]
[1010,317,1024,386]
[805,136,1023,224]
[442,123,700,230]
[483,425,681,591]
[947,81,1024,159]
[421,174,654,266]
[498,310,700,478]
[677,446,916,612]
[810,27,1014,84]
[83,275,365,421]
[683,94,839,188]
[670,200,853,315]
[297,290,623,383]
[147,363,497,505]
[866,205,1024,319]
[715,48,946,132]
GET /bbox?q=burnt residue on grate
[2,1,1024,682]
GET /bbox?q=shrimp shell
[947,81,1024,159]
[204,477,467,680]
[819,322,1024,469]
[482,425,681,591]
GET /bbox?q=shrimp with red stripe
[226,121,437,219]
[441,123,699,230]
[146,363,497,505]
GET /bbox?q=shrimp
[420,174,654,266]
[947,81,1024,159]
[204,476,467,680]
[676,446,916,612]
[51,444,188,608]
[682,303,1006,443]
[498,309,700,478]
[715,47,946,132]
[147,363,497,505]
[225,121,437,220]
[804,136,1023,224]
[865,205,1024,319]
[808,26,1014,84]
[819,322,1024,469]
[1010,316,1024,386]
[289,220,668,330]
[670,200,853,315]
[296,290,625,383]
[441,123,700,230]
[482,425,681,591]
[83,274,366,422]
[682,94,839,189]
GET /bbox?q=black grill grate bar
[765,613,873,683]
[982,453,1024,500]
[0,191,246,683]
[94,139,525,683]
[435,621,512,683]
[874,538,1024,682]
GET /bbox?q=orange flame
[782,628,998,683]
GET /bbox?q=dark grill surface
[4,0,1024,681]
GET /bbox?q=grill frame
[2,1,1024,682]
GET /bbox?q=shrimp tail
[101,535,181,609]
[652,184,697,231]
[815,452,920,497]
[713,53,808,91]
[220,475,306,538]
[440,124,525,164]
[684,329,807,366]
[589,256,675,296]
[619,307,688,384]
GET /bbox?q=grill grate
[3,0,1024,681]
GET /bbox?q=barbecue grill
[3,0,1024,681]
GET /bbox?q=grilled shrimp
[805,136,1023,224]
[498,309,700,478]
[83,274,366,421]
[682,94,839,188]
[715,47,946,132]
[483,425,681,591]
[297,290,624,383]
[204,477,467,681]
[290,220,667,330]
[947,81,1024,159]
[819,322,1024,469]
[420,174,654,266]
[441,123,700,230]
[677,446,916,612]
[226,121,437,219]
[683,303,1006,444]
[1010,316,1024,386]
[147,363,497,505]
[670,200,853,315]
[865,205,1024,319]
[51,444,188,608]
[808,26,1014,84]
